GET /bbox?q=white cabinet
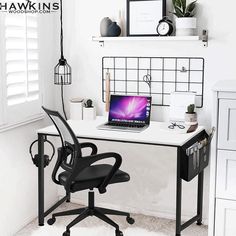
[209,81,236,236]
[215,199,236,236]
[218,99,236,150]
[216,150,236,200]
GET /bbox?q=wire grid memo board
[102,57,205,108]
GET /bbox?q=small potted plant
[83,99,96,120]
[171,0,197,36]
[185,104,198,125]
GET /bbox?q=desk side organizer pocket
[180,130,212,182]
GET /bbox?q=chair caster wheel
[62,230,70,236]
[47,217,56,225]
[197,221,202,226]
[126,216,135,225]
[115,230,123,236]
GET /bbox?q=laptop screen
[108,95,152,125]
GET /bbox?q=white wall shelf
[92,31,208,47]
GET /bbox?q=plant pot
[83,107,96,120]
[175,17,197,36]
[185,112,198,125]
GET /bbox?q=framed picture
[127,0,166,36]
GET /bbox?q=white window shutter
[2,13,42,126]
[0,14,6,126]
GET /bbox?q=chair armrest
[65,152,122,194]
[80,142,98,155]
[52,147,72,184]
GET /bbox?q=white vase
[175,17,197,36]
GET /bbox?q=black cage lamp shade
[54,58,72,85]
[54,0,72,85]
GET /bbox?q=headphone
[29,139,55,168]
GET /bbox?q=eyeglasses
[168,122,185,130]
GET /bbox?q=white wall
[60,0,235,225]
[58,140,210,223]
[0,13,58,236]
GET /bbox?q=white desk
[37,117,206,236]
[38,116,204,147]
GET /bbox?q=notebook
[97,95,152,132]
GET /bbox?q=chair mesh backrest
[51,115,74,145]
[42,107,82,158]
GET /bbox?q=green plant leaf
[186,1,197,14]
[172,0,177,8]
[172,12,182,17]
[189,11,196,17]
[184,12,191,17]
[173,0,182,9]
[174,6,184,17]
[182,0,186,13]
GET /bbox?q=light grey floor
[16,203,208,236]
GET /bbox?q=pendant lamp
[54,0,71,119]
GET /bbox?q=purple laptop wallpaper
[109,95,151,123]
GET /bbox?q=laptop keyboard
[106,123,146,128]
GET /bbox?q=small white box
[83,107,96,120]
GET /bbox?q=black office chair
[42,107,134,236]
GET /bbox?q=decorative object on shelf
[176,17,197,36]
[70,98,84,120]
[127,0,166,36]
[118,9,126,36]
[185,104,198,125]
[83,99,96,120]
[171,0,197,36]
[100,17,121,37]
[107,22,121,37]
[100,17,113,37]
[54,0,72,120]
[156,16,174,36]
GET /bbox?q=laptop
[97,95,152,132]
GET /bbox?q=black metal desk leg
[197,171,204,225]
[176,147,182,236]
[38,134,45,226]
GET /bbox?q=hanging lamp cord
[61,77,67,120]
[60,0,67,120]
[60,0,64,59]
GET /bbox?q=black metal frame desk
[37,116,207,236]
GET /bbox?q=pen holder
[83,107,96,120]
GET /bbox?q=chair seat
[59,164,130,192]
